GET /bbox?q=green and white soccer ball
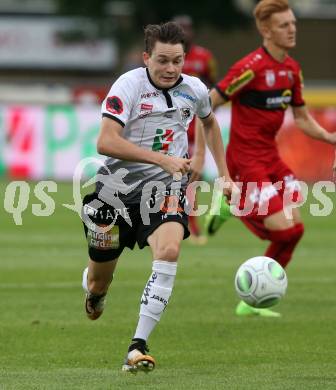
[234,256,288,308]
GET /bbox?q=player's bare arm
[97,117,191,175]
[200,112,235,199]
[189,117,206,182]
[292,106,336,145]
[209,88,228,110]
[200,113,227,177]
[191,88,229,182]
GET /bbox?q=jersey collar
[146,68,183,91]
[262,46,288,64]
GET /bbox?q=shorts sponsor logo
[160,195,184,215]
[87,225,120,249]
[106,96,123,115]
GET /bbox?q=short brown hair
[254,0,290,29]
[144,22,185,55]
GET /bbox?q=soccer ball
[234,256,287,308]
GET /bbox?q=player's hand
[159,155,192,177]
[189,154,205,182]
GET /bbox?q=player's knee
[156,242,180,261]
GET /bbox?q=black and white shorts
[82,191,190,262]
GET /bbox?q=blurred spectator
[122,43,144,72]
[173,15,217,88]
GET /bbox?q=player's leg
[204,155,236,236]
[236,207,304,317]
[204,189,232,236]
[123,217,186,373]
[263,207,304,268]
[82,258,118,320]
[236,172,303,316]
[263,163,305,268]
[81,192,131,320]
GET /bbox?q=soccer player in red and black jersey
[199,0,336,316]
[174,15,218,244]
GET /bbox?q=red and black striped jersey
[183,44,217,88]
[216,46,305,164]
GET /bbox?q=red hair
[254,0,290,30]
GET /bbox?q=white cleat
[122,341,155,374]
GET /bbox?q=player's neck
[263,42,288,63]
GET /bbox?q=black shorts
[82,192,190,262]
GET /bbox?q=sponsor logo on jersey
[152,128,174,153]
[265,70,276,87]
[139,103,153,118]
[106,96,123,115]
[173,90,197,103]
[225,69,255,96]
[266,89,292,110]
[141,91,159,99]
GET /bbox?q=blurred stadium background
[1,1,336,388]
[1,0,336,181]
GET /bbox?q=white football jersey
[98,67,211,203]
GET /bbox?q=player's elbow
[97,136,114,156]
[96,138,107,155]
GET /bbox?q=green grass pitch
[0,181,336,389]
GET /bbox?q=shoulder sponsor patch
[225,69,255,96]
[106,96,123,115]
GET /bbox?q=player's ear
[143,51,150,66]
[258,20,271,40]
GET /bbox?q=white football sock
[133,260,177,341]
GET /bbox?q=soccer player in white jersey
[81,21,233,373]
